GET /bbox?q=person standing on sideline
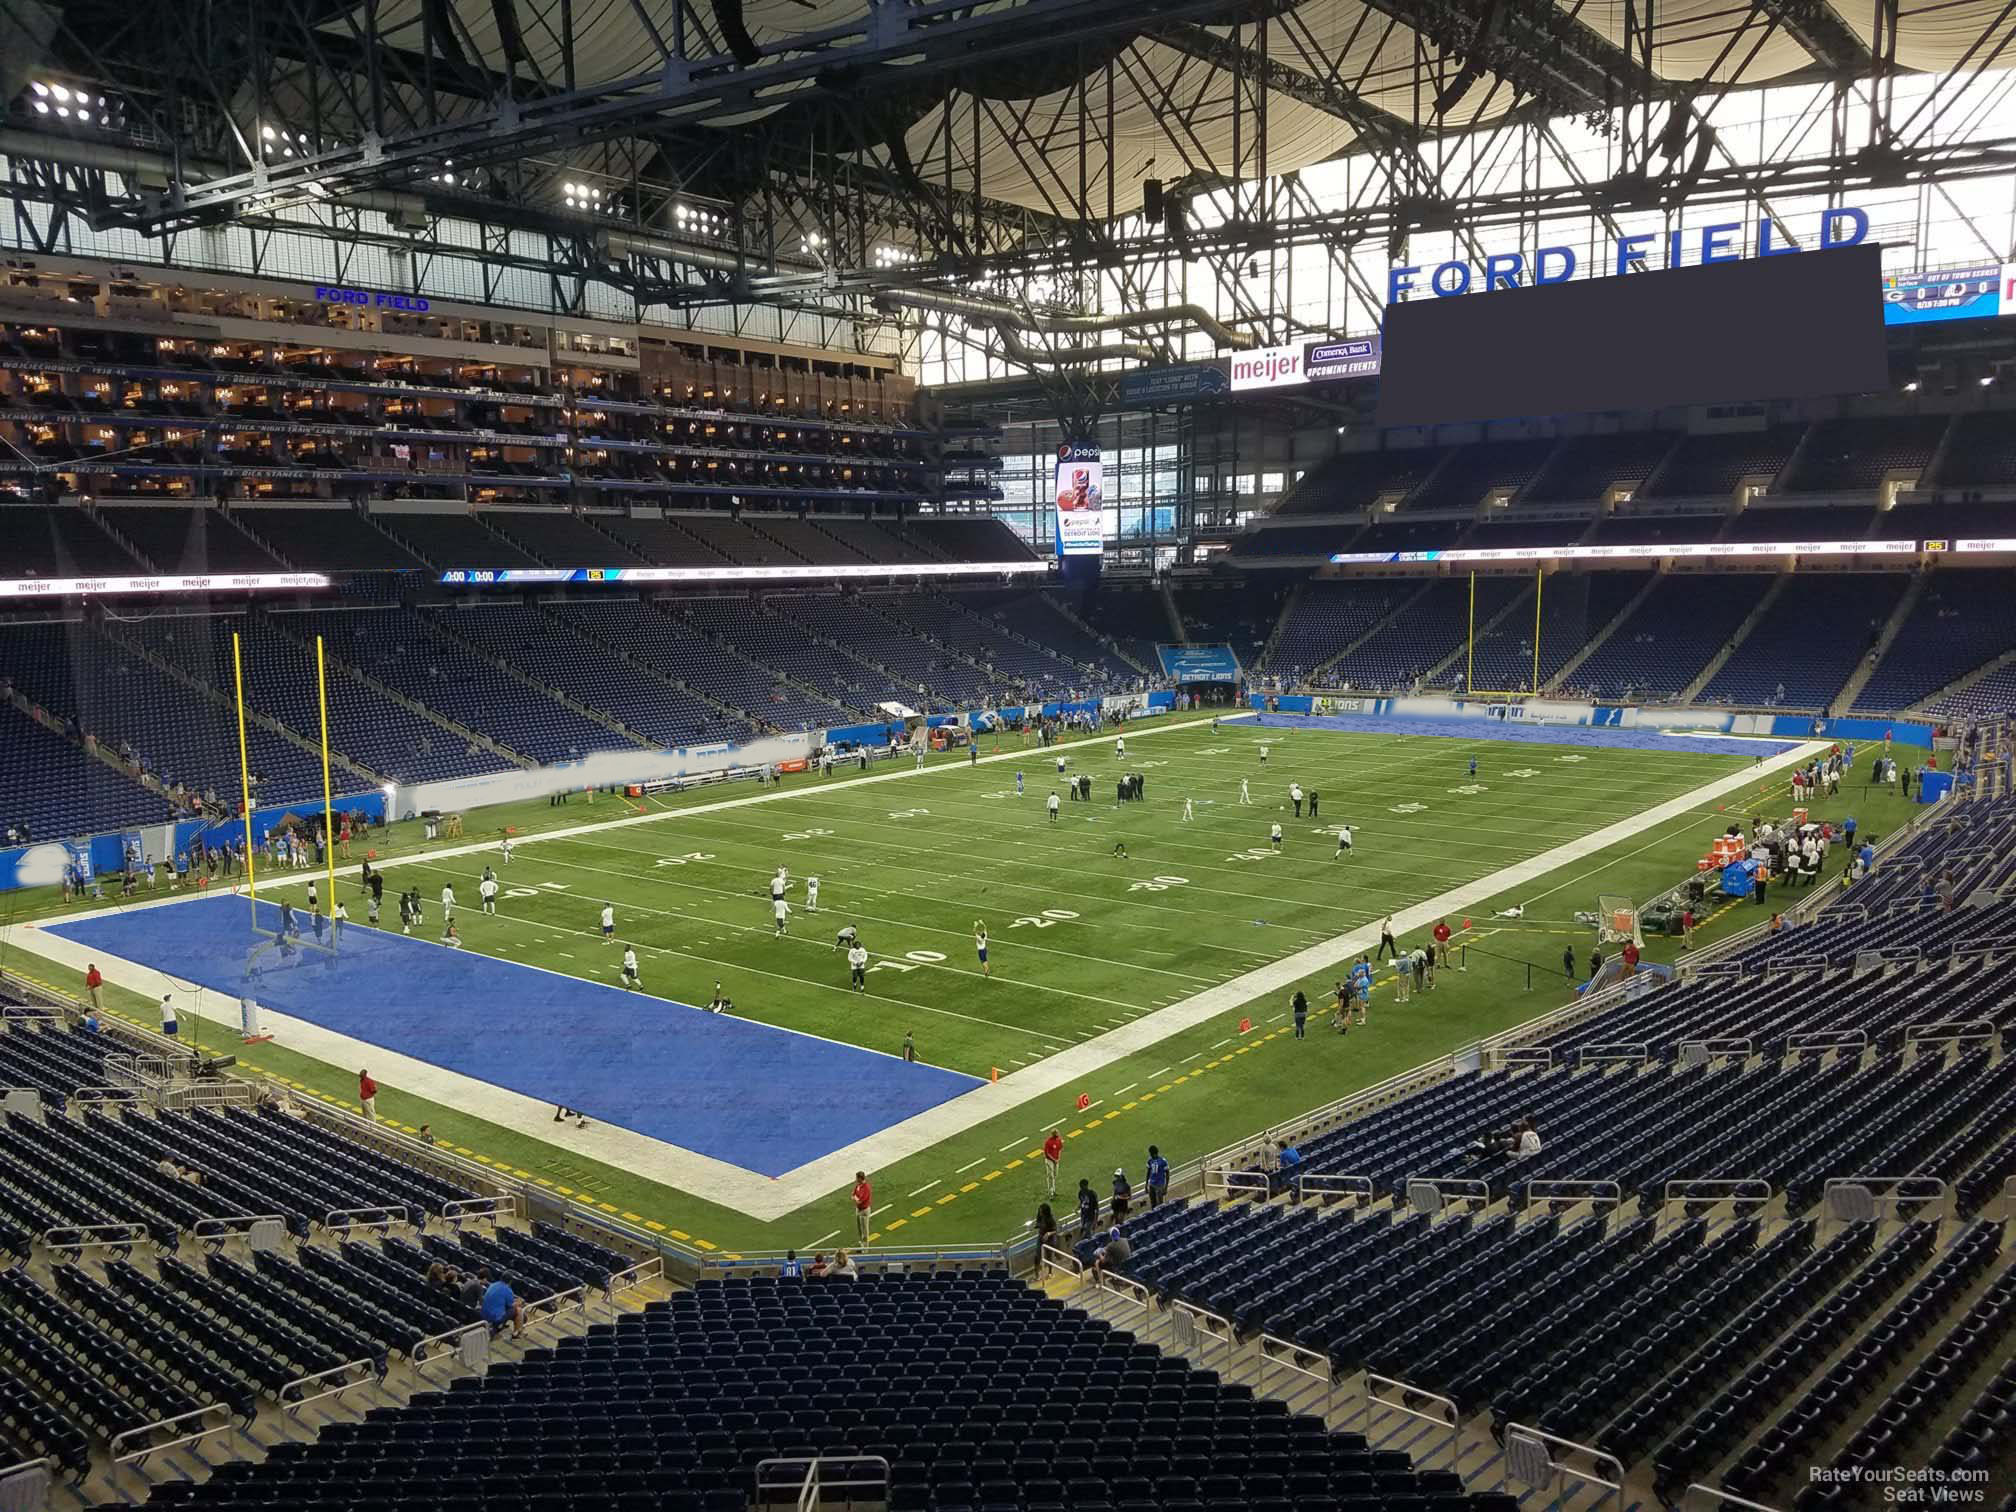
[772,895,791,936]
[1377,916,1397,960]
[84,964,103,1012]
[851,1172,873,1245]
[1270,821,1283,851]
[805,875,820,912]
[601,902,616,941]
[974,922,990,977]
[1183,798,1194,821]
[1308,789,1320,818]
[847,940,869,991]
[479,875,498,914]
[1334,824,1353,859]
[1043,1129,1064,1197]
[440,882,455,924]
[1015,771,1024,797]
[1468,756,1478,778]
[1562,943,1576,979]
[1291,989,1309,1038]
[620,945,641,991]
[969,741,978,767]
[1239,778,1252,805]
[1047,790,1061,822]
[901,1032,917,1063]
[1290,782,1304,818]
[159,992,178,1039]
[1681,907,1695,949]
[1034,1204,1059,1272]
[332,900,348,942]
[1145,1145,1169,1208]
[500,835,514,864]
[1621,938,1641,975]
[1350,956,1373,1023]
[358,1069,378,1120]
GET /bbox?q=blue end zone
[46,894,982,1178]
[1245,711,1809,757]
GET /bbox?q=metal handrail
[1168,1297,1236,1371]
[1576,1043,1650,1065]
[109,1403,231,1466]
[1682,1483,1787,1511]
[440,1195,518,1227]
[1677,1037,1753,1064]
[1363,1374,1460,1468]
[280,1355,382,1416]
[1526,1179,1623,1211]
[321,1205,411,1234]
[1040,1243,1083,1279]
[190,1213,287,1248]
[1296,1173,1374,1208]
[1823,1174,1951,1225]
[1258,1332,1334,1418]
[39,1221,148,1257]
[1902,1019,1999,1052]
[1502,1422,1624,1512]
[1785,1028,1867,1057]
[1405,1177,1490,1215]
[1661,1179,1773,1219]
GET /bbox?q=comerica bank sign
[1387,208,1873,305]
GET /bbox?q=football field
[13,711,1894,1255]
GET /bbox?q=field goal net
[1596,895,1643,948]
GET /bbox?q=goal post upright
[1466,571,1476,697]
[1531,565,1543,697]
[230,630,259,914]
[315,635,337,920]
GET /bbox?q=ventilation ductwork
[876,286,1256,351]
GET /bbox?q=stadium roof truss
[2,0,2015,393]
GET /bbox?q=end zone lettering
[314,285,432,313]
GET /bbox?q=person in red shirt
[358,1069,378,1121]
[852,1171,872,1245]
[1431,919,1452,969]
[83,963,103,1012]
[1681,908,1695,949]
[1042,1130,1064,1197]
[1621,939,1640,975]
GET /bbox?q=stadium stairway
[1420,579,1535,691]
[1305,579,1438,683]
[1680,573,1790,704]
[1830,571,1931,716]
[92,619,387,792]
[533,601,777,735]
[262,611,537,772]
[416,609,657,753]
[1543,571,1668,694]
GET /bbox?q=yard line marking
[907,1180,941,1197]
[999,1137,1028,1152]
[870,1205,892,1217]
[1147,1067,1171,1077]
[1112,1083,1138,1097]
[1210,1038,1232,1048]
[955,1158,985,1174]
[558,952,576,959]
[804,1230,839,1248]
[1184,1053,1204,1062]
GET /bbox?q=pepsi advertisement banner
[1053,444,1105,556]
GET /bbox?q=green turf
[2,719,1919,1254]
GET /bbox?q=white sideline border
[6,717,1825,1221]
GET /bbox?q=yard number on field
[1010,909,1081,928]
[1127,876,1189,892]
[654,852,716,867]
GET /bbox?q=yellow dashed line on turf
[983,1170,1002,1181]
[960,1182,980,1193]
[912,1207,933,1218]
[886,1218,907,1231]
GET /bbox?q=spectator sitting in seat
[831,1250,860,1279]
[480,1271,525,1340]
[458,1269,486,1313]
[806,1252,830,1278]
[1090,1227,1132,1281]
[426,1261,454,1292]
[181,1166,202,1186]
[1514,1118,1542,1159]
[156,1156,181,1180]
